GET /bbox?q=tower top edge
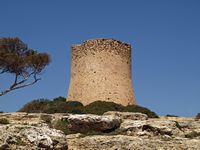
[71,38,131,48]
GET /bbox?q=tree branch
[12,77,41,91]
[0,74,41,96]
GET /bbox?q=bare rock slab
[62,114,121,133]
[67,135,200,150]
[0,124,68,150]
[104,111,148,120]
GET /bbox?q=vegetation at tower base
[18,97,83,114]
[18,96,158,118]
[195,112,200,120]
[0,118,9,124]
[0,37,50,96]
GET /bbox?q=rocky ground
[0,112,199,150]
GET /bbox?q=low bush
[125,105,159,118]
[166,114,179,117]
[185,131,200,139]
[53,96,66,102]
[52,119,69,135]
[195,113,200,120]
[18,99,51,113]
[174,121,182,130]
[18,97,84,114]
[42,101,84,114]
[18,97,158,118]
[83,101,124,115]
[40,114,52,126]
[82,101,158,118]
[0,118,9,124]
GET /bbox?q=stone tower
[67,38,136,106]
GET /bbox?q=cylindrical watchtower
[67,38,136,106]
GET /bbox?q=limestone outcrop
[67,134,200,150]
[0,112,200,150]
[0,113,67,150]
[0,125,68,150]
[103,111,148,120]
[62,114,121,133]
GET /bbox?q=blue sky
[0,0,199,116]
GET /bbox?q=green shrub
[53,96,66,102]
[125,105,159,118]
[40,114,52,125]
[166,114,178,117]
[15,137,26,146]
[83,101,124,115]
[18,99,51,113]
[18,97,84,114]
[53,119,69,135]
[0,118,9,124]
[42,101,84,114]
[174,121,182,130]
[195,113,200,120]
[185,131,200,139]
[18,97,158,118]
[42,101,68,114]
[82,101,158,118]
[66,101,83,108]
[0,111,3,113]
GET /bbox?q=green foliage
[53,119,69,135]
[18,97,158,118]
[66,101,83,108]
[53,96,66,102]
[15,137,26,146]
[166,114,179,117]
[0,37,50,75]
[174,121,182,130]
[195,113,200,120]
[18,99,51,113]
[42,100,84,114]
[0,118,9,124]
[0,37,50,96]
[82,101,158,118]
[125,105,159,118]
[185,131,200,139]
[83,101,124,115]
[18,97,84,114]
[40,114,52,125]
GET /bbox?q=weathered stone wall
[67,38,136,106]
